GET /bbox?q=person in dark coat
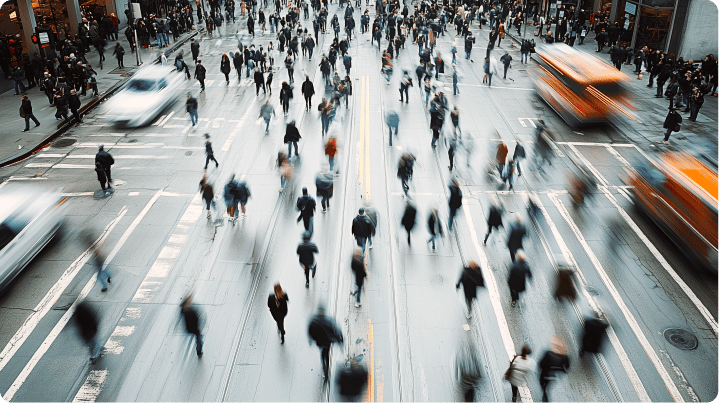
[190,38,200,63]
[507,251,532,306]
[308,306,344,381]
[268,283,289,343]
[351,208,372,255]
[506,215,527,262]
[296,187,316,235]
[74,301,101,362]
[233,51,244,80]
[284,120,301,157]
[180,294,203,357]
[68,89,82,123]
[455,336,482,402]
[297,231,318,288]
[204,137,219,169]
[301,75,315,110]
[95,162,109,191]
[662,107,682,144]
[351,249,367,307]
[483,197,504,244]
[253,67,265,95]
[280,81,293,114]
[538,336,570,402]
[20,94,41,132]
[220,53,232,84]
[397,153,414,197]
[447,178,463,230]
[554,267,576,301]
[456,261,484,318]
[400,201,417,245]
[112,43,125,68]
[580,314,609,356]
[427,208,443,251]
[194,60,207,91]
[95,145,114,183]
[336,357,368,400]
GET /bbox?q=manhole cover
[664,328,698,350]
[51,138,77,148]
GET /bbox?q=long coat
[507,260,532,293]
[456,267,484,300]
[267,293,289,322]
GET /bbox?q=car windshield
[126,79,157,92]
[0,213,34,251]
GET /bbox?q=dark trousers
[509,246,519,262]
[198,78,205,90]
[24,113,40,129]
[540,377,551,402]
[103,166,112,182]
[256,82,266,94]
[448,207,458,230]
[191,331,203,355]
[656,81,665,96]
[305,96,312,109]
[320,192,329,209]
[320,346,330,378]
[690,103,701,121]
[205,154,219,168]
[355,278,363,302]
[511,384,519,401]
[484,224,499,243]
[464,388,475,402]
[71,108,82,123]
[399,86,409,102]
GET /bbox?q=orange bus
[625,151,718,273]
[532,43,636,127]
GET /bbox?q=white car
[0,186,66,293]
[102,65,186,127]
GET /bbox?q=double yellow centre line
[359,75,371,201]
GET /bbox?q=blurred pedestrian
[278,152,292,192]
[95,145,115,184]
[259,99,276,134]
[495,140,508,179]
[236,177,251,217]
[447,178,462,230]
[455,337,482,402]
[513,141,525,177]
[296,187,316,235]
[483,197,504,244]
[507,251,532,306]
[301,75,315,110]
[325,135,338,171]
[91,244,111,292]
[194,60,207,91]
[221,53,232,84]
[74,301,101,363]
[253,67,266,94]
[427,208,444,251]
[662,107,682,144]
[538,336,570,402]
[224,174,240,223]
[268,283,289,343]
[112,43,125,68]
[452,64,460,95]
[316,166,333,212]
[204,137,219,169]
[199,174,215,219]
[456,260,484,318]
[351,249,367,307]
[364,204,378,249]
[397,153,415,197]
[580,313,609,356]
[20,94,41,132]
[507,214,527,262]
[554,267,576,301]
[180,294,203,357]
[399,70,412,102]
[504,159,516,190]
[506,345,535,402]
[401,201,417,245]
[95,162,109,192]
[284,120,301,157]
[336,357,368,400]
[500,51,512,79]
[308,306,344,381]
[386,110,399,146]
[297,231,319,287]
[186,92,199,126]
[352,208,372,254]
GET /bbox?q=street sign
[38,32,49,44]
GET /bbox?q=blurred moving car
[625,151,718,273]
[102,65,185,127]
[531,43,635,127]
[0,186,67,292]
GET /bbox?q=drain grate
[664,328,698,350]
[51,138,77,148]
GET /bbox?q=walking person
[506,214,527,262]
[400,200,417,245]
[496,140,508,179]
[221,53,232,84]
[95,162,110,192]
[73,301,102,363]
[351,249,367,307]
[484,196,504,246]
[301,75,315,110]
[513,141,526,177]
[662,107,682,144]
[112,43,125,68]
[538,336,570,402]
[386,110,399,146]
[268,283,289,343]
[316,167,333,212]
[253,67,266,95]
[180,294,203,357]
[69,89,83,124]
[506,345,535,402]
[191,38,200,63]
[688,87,704,122]
[204,136,219,169]
[223,175,240,223]
[455,260,484,318]
[308,306,344,382]
[95,145,114,184]
[351,208,372,255]
[507,251,532,306]
[259,99,275,134]
[195,60,207,91]
[284,120,301,157]
[91,244,111,292]
[452,64,460,95]
[20,94,41,132]
[325,135,338,171]
[187,93,199,126]
[579,313,609,357]
[427,208,444,251]
[337,357,369,400]
[296,187,316,235]
[297,230,319,288]
[280,81,293,115]
[447,178,462,231]
[456,337,482,402]
[199,174,215,218]
[399,70,412,102]
[500,51,512,79]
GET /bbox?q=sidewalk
[504,26,718,157]
[0,25,201,167]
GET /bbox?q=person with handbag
[662,107,682,144]
[20,94,41,132]
[505,345,535,402]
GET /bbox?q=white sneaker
[355,302,360,307]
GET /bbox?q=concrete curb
[0,28,204,169]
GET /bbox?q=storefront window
[635,6,673,50]
[616,0,638,45]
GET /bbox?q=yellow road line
[364,75,371,201]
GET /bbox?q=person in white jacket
[508,345,536,402]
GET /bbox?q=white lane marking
[33,154,67,158]
[3,190,164,401]
[159,111,175,126]
[73,143,204,150]
[0,208,126,374]
[530,194,650,402]
[61,192,96,197]
[462,199,534,402]
[54,164,96,169]
[168,234,188,243]
[548,193,684,402]
[157,245,181,259]
[65,155,171,159]
[102,325,137,355]
[659,350,701,401]
[72,370,108,402]
[557,142,635,147]
[119,307,141,322]
[222,99,258,152]
[180,194,203,223]
[25,163,54,168]
[162,124,187,128]
[152,115,166,126]
[600,187,718,336]
[128,192,140,196]
[568,144,610,187]
[457,83,535,90]
[222,132,238,152]
[604,145,631,166]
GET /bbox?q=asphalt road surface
[0,4,716,402]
